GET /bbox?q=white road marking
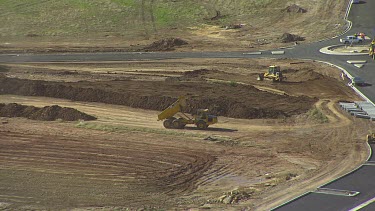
[353,64,365,68]
[271,51,285,55]
[242,52,262,55]
[348,196,375,211]
[347,60,367,64]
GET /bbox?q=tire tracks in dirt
[0,129,216,195]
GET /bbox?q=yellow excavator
[257,65,286,82]
[157,96,218,129]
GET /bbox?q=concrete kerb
[242,52,262,55]
[314,60,375,107]
[270,59,374,211]
[319,45,368,55]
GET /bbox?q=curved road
[1,0,375,210]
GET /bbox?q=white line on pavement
[348,197,375,211]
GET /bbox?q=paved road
[1,1,375,210]
[273,143,375,211]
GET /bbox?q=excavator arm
[157,96,186,121]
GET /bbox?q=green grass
[0,0,283,38]
[308,107,329,123]
[229,81,238,87]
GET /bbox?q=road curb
[314,0,353,43]
[313,60,374,105]
[319,45,368,55]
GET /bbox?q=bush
[308,107,328,123]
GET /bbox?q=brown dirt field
[0,58,374,210]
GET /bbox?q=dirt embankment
[0,74,316,119]
[0,103,96,121]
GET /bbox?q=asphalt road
[273,144,375,211]
[1,0,375,210]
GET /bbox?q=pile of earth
[0,103,96,121]
[279,33,305,43]
[143,38,188,51]
[183,69,213,77]
[165,69,216,82]
[0,74,317,119]
[282,4,307,13]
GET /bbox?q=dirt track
[0,58,373,210]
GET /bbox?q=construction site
[1,0,374,210]
[0,57,372,210]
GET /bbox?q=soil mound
[165,69,212,82]
[279,33,305,43]
[184,69,209,77]
[0,76,317,119]
[282,4,307,13]
[144,38,188,51]
[0,103,96,121]
[283,68,323,81]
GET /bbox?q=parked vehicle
[351,77,366,86]
[340,35,363,44]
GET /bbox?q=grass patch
[0,65,10,73]
[229,81,238,87]
[0,0,288,38]
[75,121,206,138]
[307,107,329,123]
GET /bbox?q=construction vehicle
[257,65,286,82]
[367,133,375,143]
[369,38,375,60]
[157,96,218,129]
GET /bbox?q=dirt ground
[0,0,348,53]
[0,58,373,210]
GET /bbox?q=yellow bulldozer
[157,96,218,129]
[257,65,286,82]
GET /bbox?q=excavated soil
[143,38,188,51]
[279,33,305,43]
[0,74,316,119]
[283,4,307,13]
[0,103,96,121]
